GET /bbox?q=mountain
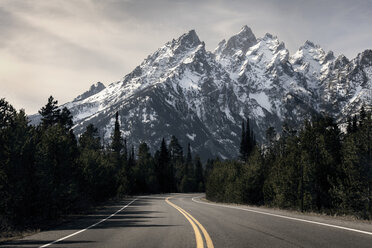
[73,82,106,102]
[30,26,372,160]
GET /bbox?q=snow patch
[250,92,271,111]
[186,133,196,141]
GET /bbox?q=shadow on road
[1,239,94,247]
[1,198,177,247]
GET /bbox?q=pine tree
[79,124,101,150]
[347,117,353,134]
[240,120,247,160]
[194,155,204,192]
[78,124,111,201]
[186,143,192,170]
[132,142,155,193]
[111,112,123,155]
[58,107,73,130]
[246,119,252,156]
[180,143,196,193]
[123,138,128,163]
[239,118,256,161]
[169,135,184,163]
[169,135,184,192]
[360,105,367,127]
[352,115,358,133]
[39,96,60,128]
[157,138,171,192]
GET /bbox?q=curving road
[2,194,372,248]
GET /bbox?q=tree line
[0,96,205,231]
[206,109,372,219]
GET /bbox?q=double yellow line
[165,197,214,248]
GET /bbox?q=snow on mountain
[74,82,106,102]
[322,49,372,121]
[30,26,372,160]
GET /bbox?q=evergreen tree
[352,115,358,133]
[39,96,60,128]
[133,142,158,193]
[347,117,353,134]
[58,107,73,130]
[79,124,101,150]
[194,155,204,192]
[180,143,196,192]
[123,138,128,163]
[35,124,79,219]
[359,105,367,127]
[111,112,123,155]
[186,143,192,168]
[239,118,256,161]
[157,138,171,192]
[240,120,247,160]
[169,135,184,192]
[246,120,252,156]
[78,124,116,201]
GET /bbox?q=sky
[1,0,372,114]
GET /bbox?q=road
[2,194,372,247]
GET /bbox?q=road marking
[180,207,214,248]
[192,196,372,236]
[39,198,138,248]
[137,196,167,199]
[166,197,214,248]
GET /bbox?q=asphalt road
[2,194,372,248]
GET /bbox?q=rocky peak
[324,51,335,63]
[303,40,317,48]
[333,55,350,69]
[216,25,257,58]
[263,33,275,40]
[175,29,201,50]
[73,82,106,102]
[358,49,372,67]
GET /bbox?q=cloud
[0,0,371,114]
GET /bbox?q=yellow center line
[166,197,214,248]
[181,208,214,248]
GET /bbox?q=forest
[206,107,372,219]
[0,96,204,232]
[1,96,371,236]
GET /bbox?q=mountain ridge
[30,26,372,160]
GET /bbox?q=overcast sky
[1,0,372,114]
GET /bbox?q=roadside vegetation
[206,107,372,220]
[1,95,371,239]
[0,97,204,237]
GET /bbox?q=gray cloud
[1,0,371,114]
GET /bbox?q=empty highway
[2,194,372,248]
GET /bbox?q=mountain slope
[31,26,372,159]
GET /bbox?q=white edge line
[39,198,138,248]
[192,196,372,236]
[137,196,167,199]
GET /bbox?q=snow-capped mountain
[31,26,372,160]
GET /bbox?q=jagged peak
[176,29,201,49]
[357,49,372,66]
[92,81,105,89]
[333,54,350,69]
[73,82,106,102]
[292,40,335,65]
[214,39,226,55]
[216,25,257,57]
[238,25,255,37]
[324,51,335,62]
[263,33,276,40]
[303,40,317,48]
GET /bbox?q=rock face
[30,26,372,160]
[74,82,106,102]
